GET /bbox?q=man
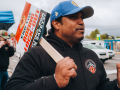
[3,1,120,90]
[0,30,14,90]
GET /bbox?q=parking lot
[8,53,120,81]
[104,54,120,81]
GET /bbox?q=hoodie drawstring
[62,43,67,57]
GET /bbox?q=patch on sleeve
[85,59,96,74]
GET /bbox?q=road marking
[105,61,117,63]
[105,60,120,63]
[106,70,117,74]
[112,57,120,60]
[12,60,18,63]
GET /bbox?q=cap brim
[2,36,10,39]
[64,6,94,19]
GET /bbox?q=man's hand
[117,63,120,88]
[0,41,6,48]
[55,57,77,88]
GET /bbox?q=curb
[115,52,120,54]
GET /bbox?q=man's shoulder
[82,47,98,56]
[20,45,49,62]
[25,45,50,58]
[82,47,95,53]
[28,45,46,54]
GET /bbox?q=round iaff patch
[85,59,96,74]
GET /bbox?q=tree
[94,29,100,35]
[85,34,90,39]
[107,35,115,39]
[110,35,115,39]
[100,34,115,40]
[106,34,109,39]
[85,29,115,40]
[89,29,100,40]
[90,31,96,39]
[116,36,120,38]
[100,34,107,39]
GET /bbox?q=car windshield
[83,44,98,49]
[96,45,105,49]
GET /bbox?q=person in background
[0,30,14,90]
[3,1,120,90]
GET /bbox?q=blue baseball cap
[50,0,94,23]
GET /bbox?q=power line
[98,28,120,31]
[86,28,120,32]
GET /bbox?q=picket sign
[15,2,50,54]
[39,37,64,63]
[39,37,75,73]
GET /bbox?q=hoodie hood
[45,29,83,51]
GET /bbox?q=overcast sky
[0,0,120,37]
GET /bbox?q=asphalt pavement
[104,54,120,81]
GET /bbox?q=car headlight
[99,52,106,55]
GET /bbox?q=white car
[95,45,115,59]
[82,43,109,62]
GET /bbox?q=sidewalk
[8,53,20,77]
[115,52,120,54]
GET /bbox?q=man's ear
[52,20,60,30]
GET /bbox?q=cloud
[33,0,48,9]
[0,0,120,37]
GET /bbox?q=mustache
[76,26,85,31]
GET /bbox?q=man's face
[55,11,85,46]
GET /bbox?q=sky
[0,0,120,37]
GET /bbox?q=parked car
[95,45,115,59]
[82,43,109,63]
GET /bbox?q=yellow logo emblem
[55,12,58,17]
[71,1,78,7]
[20,15,26,29]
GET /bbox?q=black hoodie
[3,31,120,90]
[0,44,14,71]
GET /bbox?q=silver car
[82,43,109,63]
[95,45,115,59]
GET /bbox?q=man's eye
[81,17,84,20]
[70,16,77,19]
